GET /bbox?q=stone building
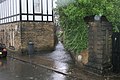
[0,0,56,53]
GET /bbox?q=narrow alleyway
[39,41,73,63]
[37,41,74,73]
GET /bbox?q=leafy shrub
[56,0,120,54]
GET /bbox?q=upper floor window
[34,0,41,13]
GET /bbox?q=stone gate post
[84,16,113,75]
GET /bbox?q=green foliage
[56,0,74,7]
[56,0,120,54]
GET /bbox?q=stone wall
[0,22,21,51]
[0,22,56,53]
[86,21,112,75]
[21,22,56,53]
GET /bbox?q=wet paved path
[0,58,76,80]
[3,41,120,80]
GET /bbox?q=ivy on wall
[56,0,120,54]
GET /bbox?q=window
[13,0,17,15]
[34,0,41,13]
[8,0,11,16]
[35,15,42,21]
[11,0,14,15]
[0,4,1,19]
[22,15,27,20]
[16,0,20,14]
[48,0,52,15]
[28,0,33,14]
[43,0,47,14]
[21,0,27,13]
[28,15,33,20]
